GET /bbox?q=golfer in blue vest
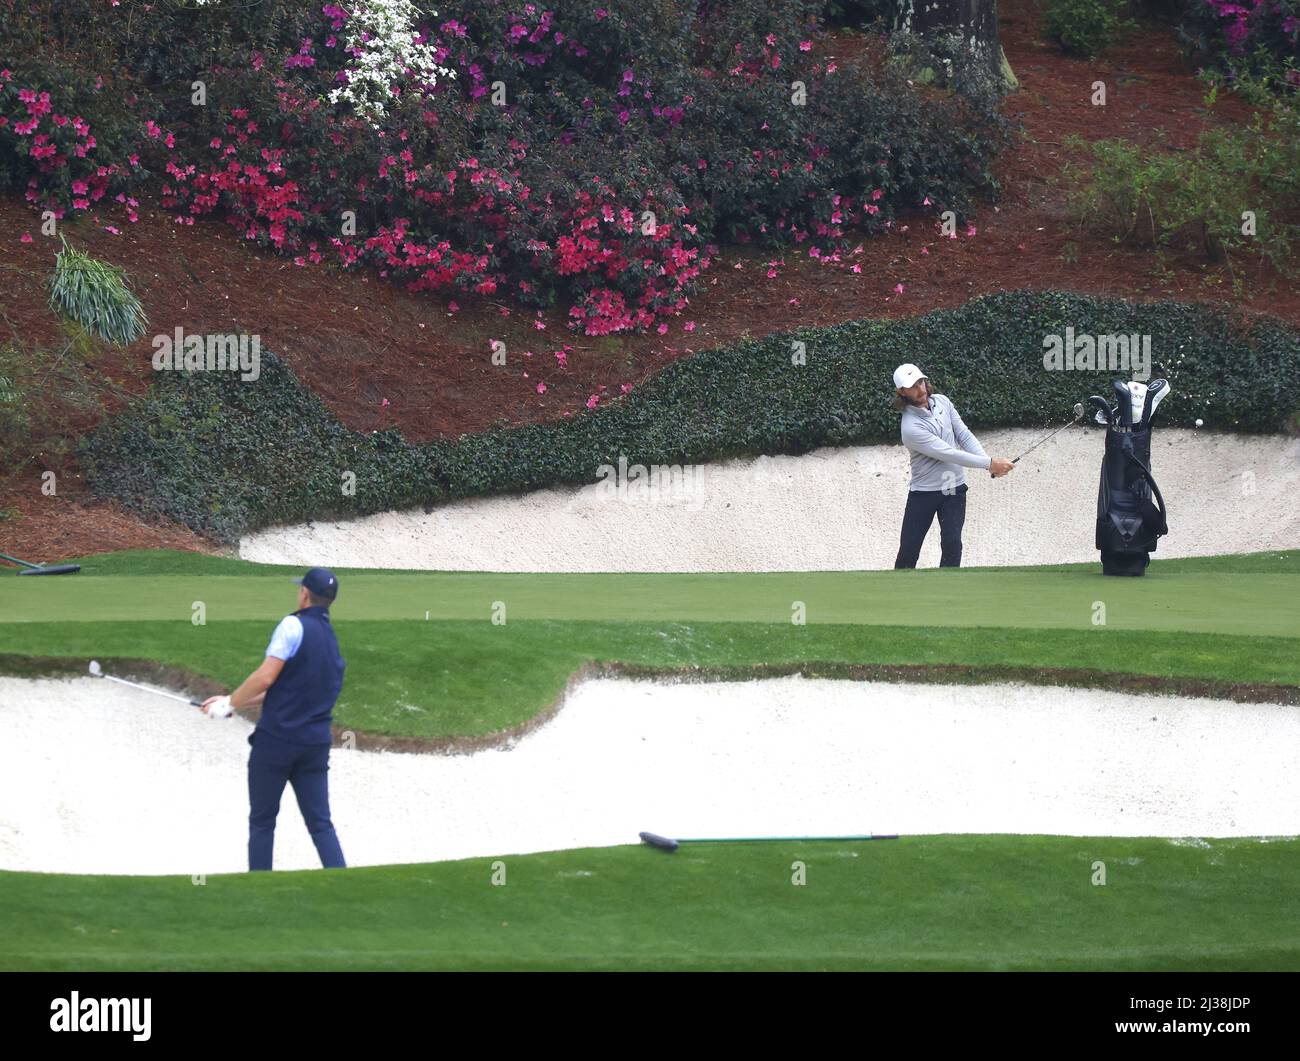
[200,568,347,871]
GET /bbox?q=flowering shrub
[1178,0,1300,88]
[0,56,148,221]
[324,0,454,123]
[3,0,1006,334]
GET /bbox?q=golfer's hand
[201,695,233,718]
[989,457,1015,478]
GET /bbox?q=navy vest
[259,606,345,745]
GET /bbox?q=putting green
[2,550,1297,636]
[1,550,1297,740]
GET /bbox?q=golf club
[0,550,81,575]
[88,659,203,707]
[639,831,899,853]
[1086,394,1115,426]
[994,403,1085,476]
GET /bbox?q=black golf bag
[1093,379,1169,577]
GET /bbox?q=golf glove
[206,695,233,719]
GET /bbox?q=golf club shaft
[98,671,200,706]
[1012,412,1082,463]
[677,834,897,844]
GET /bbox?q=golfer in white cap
[892,363,1014,568]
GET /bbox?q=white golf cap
[893,363,927,389]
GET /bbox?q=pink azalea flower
[922,196,931,206]
[536,382,546,394]
[20,233,33,243]
[966,225,977,237]
[894,283,905,294]
[683,321,695,332]
[851,264,861,274]
[586,394,600,410]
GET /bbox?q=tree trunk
[895,0,1018,91]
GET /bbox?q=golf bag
[1093,379,1170,577]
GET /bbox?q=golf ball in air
[1195,419,1204,427]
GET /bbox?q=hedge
[81,290,1300,542]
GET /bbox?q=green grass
[1,549,1298,739]
[3,548,1298,971]
[3,837,1297,970]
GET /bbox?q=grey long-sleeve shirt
[899,393,990,491]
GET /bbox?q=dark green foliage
[81,291,1300,541]
[1041,0,1138,57]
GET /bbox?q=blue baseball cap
[293,567,339,600]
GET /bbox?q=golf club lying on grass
[639,831,899,853]
[994,402,1085,476]
[88,659,202,707]
[0,550,81,575]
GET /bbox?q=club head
[1111,380,1134,428]
[1087,395,1113,426]
[1126,381,1149,425]
[1142,379,1169,427]
[1072,402,1084,421]
[88,660,103,678]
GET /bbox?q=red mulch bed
[1,0,1293,562]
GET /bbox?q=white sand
[1,675,1295,875]
[240,430,1300,571]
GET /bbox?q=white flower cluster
[328,0,454,125]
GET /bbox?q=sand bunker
[240,430,1300,571]
[1,674,1296,875]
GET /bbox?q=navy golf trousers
[894,483,968,569]
[247,729,346,871]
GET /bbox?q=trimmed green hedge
[82,290,1300,542]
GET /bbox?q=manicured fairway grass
[3,550,1298,972]
[3,837,1297,971]
[1,550,1298,740]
